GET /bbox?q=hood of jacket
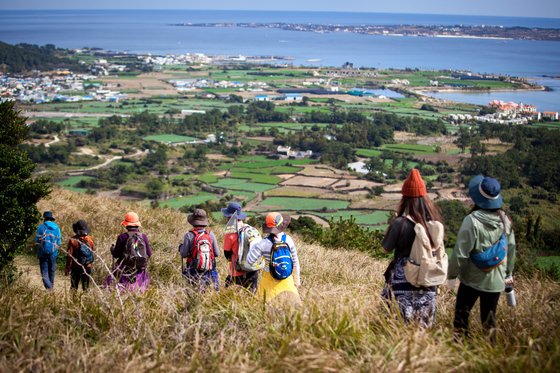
[43,220,59,230]
[471,210,509,233]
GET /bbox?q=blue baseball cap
[221,202,247,219]
[468,175,503,210]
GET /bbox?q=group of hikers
[34,169,515,339]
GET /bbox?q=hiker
[34,211,62,290]
[179,208,220,291]
[381,169,446,328]
[65,220,95,291]
[449,175,516,340]
[109,212,152,290]
[222,202,264,292]
[246,212,301,303]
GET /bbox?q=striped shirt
[246,233,301,286]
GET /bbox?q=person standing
[449,175,516,340]
[381,169,445,328]
[179,209,221,291]
[65,220,95,291]
[34,211,62,290]
[110,212,152,290]
[246,212,301,303]
[221,202,263,292]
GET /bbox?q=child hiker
[381,169,446,328]
[449,175,516,341]
[34,211,62,290]
[246,212,301,303]
[65,220,95,291]
[222,202,264,293]
[179,208,220,291]
[109,212,151,291]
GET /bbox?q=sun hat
[72,220,89,236]
[188,208,209,226]
[402,169,427,197]
[221,202,247,219]
[468,175,503,210]
[263,212,291,234]
[43,211,56,221]
[121,212,141,227]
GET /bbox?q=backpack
[403,217,448,287]
[123,231,148,272]
[470,213,508,272]
[191,229,214,272]
[236,225,265,272]
[268,234,293,280]
[38,225,59,257]
[74,237,94,266]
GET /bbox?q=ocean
[1,9,559,110]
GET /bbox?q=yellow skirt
[258,271,300,302]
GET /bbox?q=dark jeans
[183,267,219,291]
[225,271,259,293]
[453,283,501,339]
[70,267,92,291]
[39,255,57,289]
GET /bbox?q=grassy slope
[1,188,560,372]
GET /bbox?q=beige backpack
[404,217,448,287]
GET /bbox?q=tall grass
[1,188,559,372]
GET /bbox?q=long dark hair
[395,196,444,229]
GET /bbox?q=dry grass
[1,188,559,372]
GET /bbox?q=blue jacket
[34,221,62,258]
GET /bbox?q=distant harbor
[173,22,560,42]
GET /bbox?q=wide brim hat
[121,212,141,227]
[72,220,89,236]
[43,211,55,221]
[468,175,503,210]
[188,208,209,226]
[262,212,291,234]
[221,202,247,219]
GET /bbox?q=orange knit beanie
[402,169,427,197]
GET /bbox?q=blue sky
[2,0,560,18]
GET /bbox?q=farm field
[143,134,198,144]
[159,192,215,208]
[211,178,276,192]
[314,210,391,226]
[56,175,94,192]
[259,197,349,211]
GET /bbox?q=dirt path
[67,149,147,175]
[44,135,60,148]
[245,192,264,211]
[14,255,71,294]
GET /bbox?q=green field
[143,134,198,144]
[211,178,276,192]
[356,148,383,157]
[315,210,391,226]
[228,171,281,185]
[159,193,215,209]
[260,197,349,211]
[57,176,94,192]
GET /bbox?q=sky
[1,0,559,19]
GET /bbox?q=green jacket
[448,210,516,292]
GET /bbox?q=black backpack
[122,231,148,273]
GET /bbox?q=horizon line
[2,8,560,20]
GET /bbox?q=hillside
[1,188,559,372]
[0,41,84,73]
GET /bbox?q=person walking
[222,202,263,292]
[34,211,62,290]
[65,220,95,291]
[449,175,516,340]
[381,169,445,328]
[179,209,220,291]
[110,212,152,291]
[246,212,301,303]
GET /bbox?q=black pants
[70,267,91,291]
[453,283,501,339]
[225,271,259,293]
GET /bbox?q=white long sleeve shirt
[246,233,301,286]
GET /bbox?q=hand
[64,271,69,276]
[505,276,514,286]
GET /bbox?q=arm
[506,229,516,277]
[246,238,266,266]
[287,235,301,286]
[112,234,125,258]
[211,232,220,257]
[448,216,476,279]
[223,233,235,261]
[56,225,62,247]
[142,233,152,257]
[179,232,193,258]
[34,225,44,246]
[382,218,402,253]
[65,239,74,275]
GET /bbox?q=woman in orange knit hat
[381,168,444,327]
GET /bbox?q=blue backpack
[38,225,59,257]
[268,234,293,280]
[75,238,94,265]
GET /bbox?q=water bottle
[504,284,516,307]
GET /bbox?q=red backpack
[190,229,214,271]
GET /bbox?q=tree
[0,102,51,279]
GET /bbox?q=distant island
[173,22,560,42]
